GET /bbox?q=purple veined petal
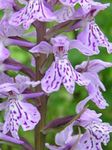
[86,122,112,146]
[41,61,62,93]
[41,59,76,94]
[75,59,112,74]
[70,39,99,56]
[55,6,75,23]
[87,84,109,109]
[61,60,76,94]
[9,0,56,29]
[3,99,40,139]
[0,132,24,144]
[29,41,52,55]
[0,42,10,62]
[74,70,90,86]
[78,20,112,54]
[79,131,100,150]
[17,101,40,131]
[77,21,100,55]
[0,14,24,38]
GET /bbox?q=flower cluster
[0,0,112,149]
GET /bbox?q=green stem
[34,21,48,150]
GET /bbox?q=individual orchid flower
[9,0,56,29]
[46,125,81,150]
[76,109,112,150]
[30,35,89,94]
[75,59,112,110]
[0,73,42,139]
[46,108,112,150]
[71,2,112,55]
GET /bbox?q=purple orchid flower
[76,109,112,150]
[0,73,42,139]
[75,59,112,110]
[30,35,89,94]
[46,109,112,150]
[71,2,112,55]
[9,0,56,29]
[46,125,81,150]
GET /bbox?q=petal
[15,74,30,93]
[78,20,112,54]
[55,6,75,23]
[62,60,75,94]
[3,100,40,139]
[41,62,62,93]
[78,109,102,127]
[79,131,102,150]
[55,125,73,146]
[87,122,112,146]
[77,21,100,55]
[9,0,56,29]
[70,39,98,56]
[87,84,108,109]
[75,59,112,74]
[74,71,90,86]
[29,41,52,55]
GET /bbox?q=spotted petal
[76,59,112,73]
[3,100,40,139]
[41,62,62,93]
[77,20,112,54]
[41,59,75,94]
[9,0,56,29]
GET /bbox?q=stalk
[34,21,48,150]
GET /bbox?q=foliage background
[0,0,112,149]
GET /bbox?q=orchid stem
[34,21,48,150]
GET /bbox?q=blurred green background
[1,0,112,149]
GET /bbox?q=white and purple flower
[0,73,42,139]
[75,59,112,110]
[30,35,89,94]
